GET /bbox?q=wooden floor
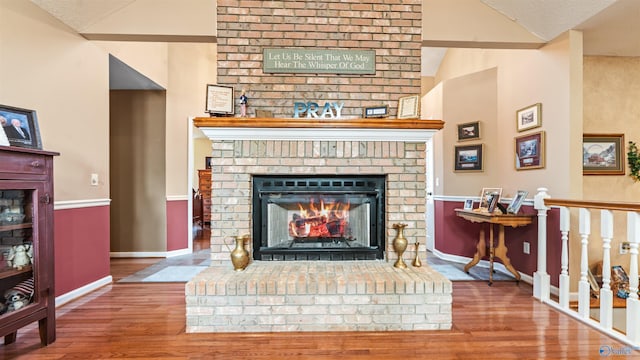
[1,228,637,359]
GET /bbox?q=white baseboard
[110,248,191,258]
[166,248,191,257]
[55,275,112,307]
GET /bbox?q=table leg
[464,226,486,273]
[489,224,494,285]
[494,224,521,281]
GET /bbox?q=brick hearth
[186,261,452,332]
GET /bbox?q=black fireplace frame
[252,175,385,261]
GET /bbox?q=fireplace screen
[253,176,385,260]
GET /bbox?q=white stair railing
[534,188,640,348]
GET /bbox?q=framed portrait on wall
[515,131,545,170]
[516,103,542,132]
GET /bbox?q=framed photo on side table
[457,121,480,141]
[582,134,625,175]
[397,95,419,119]
[479,188,502,212]
[454,144,484,172]
[0,104,42,149]
[507,190,528,214]
[515,131,545,170]
[516,103,542,132]
[463,199,474,210]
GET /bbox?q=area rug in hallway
[430,264,475,281]
[142,265,208,282]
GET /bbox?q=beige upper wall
[1,0,110,201]
[422,0,543,47]
[166,43,217,196]
[584,56,640,201]
[430,32,581,198]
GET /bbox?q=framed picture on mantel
[397,95,419,119]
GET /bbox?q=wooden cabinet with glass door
[0,146,58,346]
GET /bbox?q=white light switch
[91,173,99,186]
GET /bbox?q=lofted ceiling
[30,0,640,78]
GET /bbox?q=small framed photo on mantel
[205,84,234,116]
[397,95,419,119]
[363,105,389,118]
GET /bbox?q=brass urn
[392,223,408,268]
[229,234,250,271]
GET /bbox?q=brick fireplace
[205,137,426,264]
[186,118,451,332]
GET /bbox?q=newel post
[626,212,640,343]
[533,187,551,301]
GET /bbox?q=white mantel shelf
[194,117,444,142]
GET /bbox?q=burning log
[288,199,349,239]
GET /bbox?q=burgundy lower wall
[435,199,561,286]
[54,206,110,296]
[166,200,188,252]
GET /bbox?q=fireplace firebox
[252,175,385,260]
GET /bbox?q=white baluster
[599,210,613,330]
[626,212,640,343]
[578,208,591,319]
[559,207,570,309]
[533,187,551,301]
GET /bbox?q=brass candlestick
[412,242,422,267]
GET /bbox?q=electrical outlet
[620,242,630,255]
[523,242,530,255]
[90,173,99,186]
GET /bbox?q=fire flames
[288,198,350,238]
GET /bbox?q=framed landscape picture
[454,144,483,172]
[457,121,480,141]
[515,131,545,170]
[516,103,542,132]
[582,134,625,175]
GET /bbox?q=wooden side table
[455,209,533,285]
